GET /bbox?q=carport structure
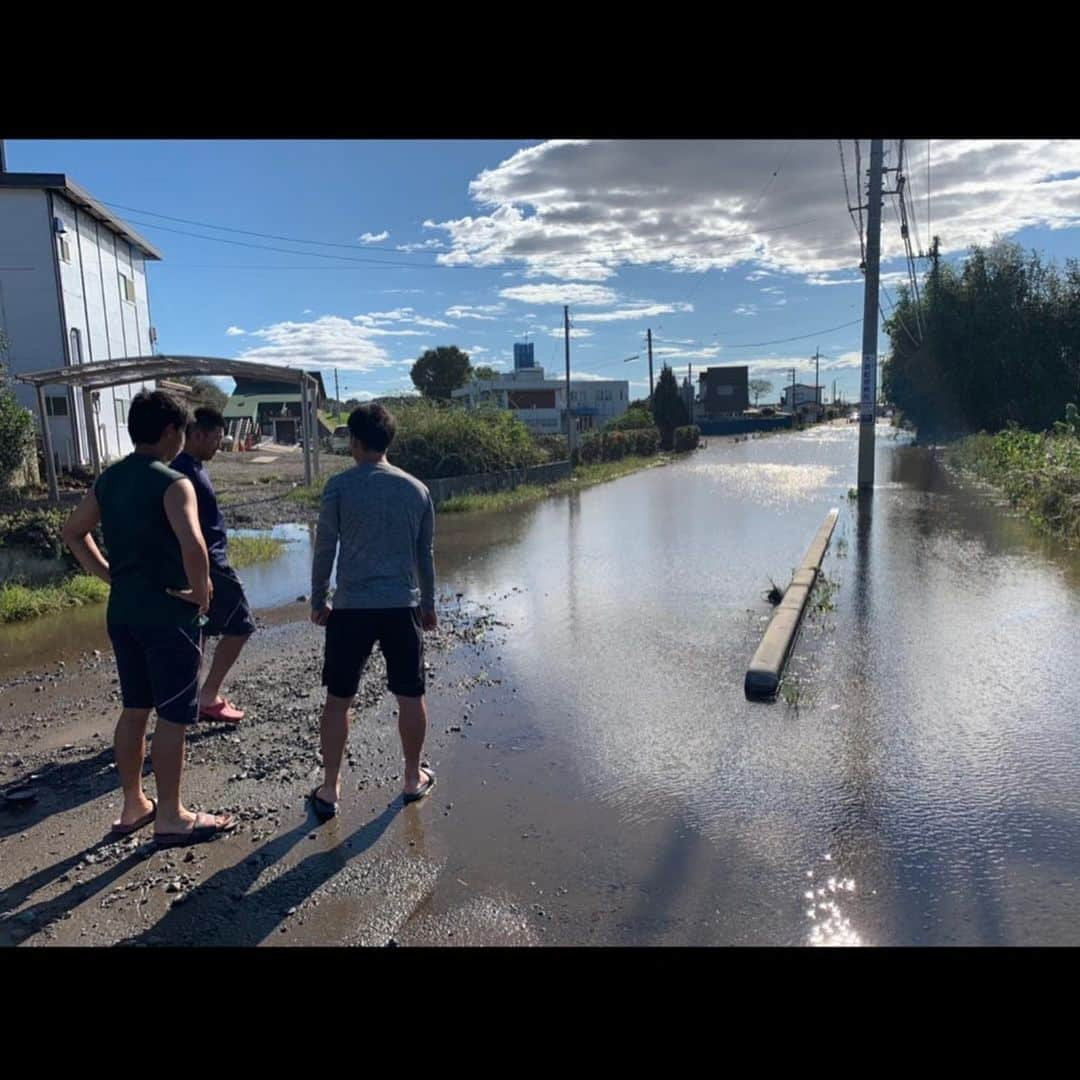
[15,355,324,503]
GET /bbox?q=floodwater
[4,423,1078,944]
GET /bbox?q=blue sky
[9,139,1080,404]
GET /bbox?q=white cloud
[466,345,489,355]
[302,308,313,314]
[746,271,775,281]
[359,231,390,244]
[654,344,723,361]
[234,315,400,374]
[760,286,784,295]
[226,326,247,336]
[499,283,618,306]
[445,304,506,320]
[352,308,455,331]
[395,238,444,253]
[574,301,693,323]
[733,304,758,317]
[543,325,594,338]
[425,139,1080,282]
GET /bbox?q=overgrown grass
[947,426,1080,546]
[438,455,668,513]
[0,574,109,623]
[228,535,286,567]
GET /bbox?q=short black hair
[128,389,189,445]
[347,402,396,453]
[188,405,225,436]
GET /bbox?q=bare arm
[60,490,110,584]
[163,478,212,615]
[311,477,340,622]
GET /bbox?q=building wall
[0,189,74,463]
[51,194,158,464]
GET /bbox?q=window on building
[115,397,129,427]
[46,395,70,417]
[70,328,83,366]
[59,237,71,263]
[119,272,136,303]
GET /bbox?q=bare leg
[113,707,154,826]
[397,694,429,796]
[198,633,250,709]
[316,692,352,805]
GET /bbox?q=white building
[0,171,162,470]
[452,365,629,434]
[781,383,823,411]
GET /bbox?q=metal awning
[15,355,325,503]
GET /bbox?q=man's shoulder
[377,462,430,499]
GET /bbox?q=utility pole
[0,140,6,173]
[858,139,884,491]
[647,328,654,399]
[789,367,796,414]
[564,304,573,457]
[334,367,341,409]
[688,363,693,424]
[813,347,821,417]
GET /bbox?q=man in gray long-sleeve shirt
[309,403,438,819]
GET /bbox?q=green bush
[387,401,545,479]
[0,507,106,570]
[532,433,569,462]
[673,425,701,452]
[631,428,661,456]
[603,404,654,433]
[0,390,34,490]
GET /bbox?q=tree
[472,365,498,381]
[410,346,472,400]
[650,365,689,449]
[0,330,35,489]
[749,377,773,405]
[186,376,228,413]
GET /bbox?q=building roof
[14,355,326,396]
[0,172,163,260]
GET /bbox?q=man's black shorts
[205,564,256,638]
[107,622,202,725]
[322,607,425,699]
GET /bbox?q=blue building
[513,342,535,370]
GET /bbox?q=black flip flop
[309,786,338,821]
[154,812,236,848]
[110,797,157,836]
[403,767,436,804]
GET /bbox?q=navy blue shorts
[107,623,203,725]
[322,607,426,699]
[206,565,256,638]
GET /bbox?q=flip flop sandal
[403,767,436,804]
[309,787,338,821]
[110,798,157,836]
[199,700,245,723]
[154,811,236,848]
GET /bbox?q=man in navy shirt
[171,406,255,723]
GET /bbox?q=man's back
[94,452,196,627]
[311,461,435,611]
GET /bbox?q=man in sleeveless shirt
[62,390,235,847]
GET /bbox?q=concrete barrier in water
[744,508,840,701]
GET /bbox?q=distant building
[452,364,629,434]
[224,374,327,445]
[0,171,162,469]
[697,366,749,417]
[513,342,535,370]
[781,383,823,411]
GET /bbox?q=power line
[711,317,864,350]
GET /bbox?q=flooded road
[4,423,1078,945]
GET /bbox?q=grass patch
[0,574,109,623]
[228,535,286,568]
[946,426,1080,546]
[285,475,329,508]
[438,455,668,513]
